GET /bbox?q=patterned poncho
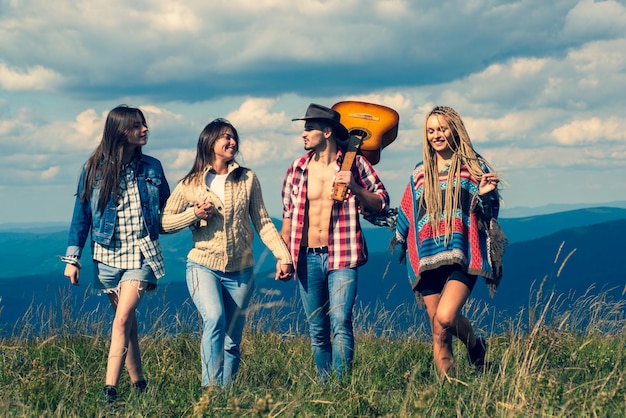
[395,162,506,296]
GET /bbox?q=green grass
[0,286,624,417]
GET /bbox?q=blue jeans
[186,260,253,387]
[297,252,358,380]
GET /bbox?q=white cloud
[0,1,590,101]
[3,0,626,222]
[0,62,63,91]
[140,105,196,151]
[239,137,278,165]
[552,116,626,145]
[41,166,60,179]
[562,0,626,40]
[0,118,21,136]
[226,98,288,131]
[464,112,547,144]
[69,109,104,144]
[164,148,196,171]
[147,2,202,33]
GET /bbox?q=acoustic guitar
[330,101,399,201]
[333,101,399,165]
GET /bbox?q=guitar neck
[332,135,362,202]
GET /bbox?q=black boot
[468,337,486,367]
[133,379,148,394]
[103,385,117,403]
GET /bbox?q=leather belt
[304,246,328,254]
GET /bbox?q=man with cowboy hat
[280,103,390,382]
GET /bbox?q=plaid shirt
[92,162,165,278]
[282,149,389,273]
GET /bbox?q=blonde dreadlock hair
[421,106,495,245]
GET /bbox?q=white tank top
[205,172,228,205]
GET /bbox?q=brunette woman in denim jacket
[61,105,170,403]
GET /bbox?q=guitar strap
[332,135,363,202]
[339,135,362,172]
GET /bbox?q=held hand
[194,198,216,220]
[64,264,80,286]
[275,261,294,281]
[479,173,499,195]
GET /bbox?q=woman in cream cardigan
[162,118,293,388]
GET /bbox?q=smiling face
[212,127,238,164]
[426,114,455,162]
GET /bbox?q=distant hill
[7,206,626,281]
[362,206,626,251]
[473,218,626,315]
[1,208,626,334]
[498,206,626,244]
[498,200,626,218]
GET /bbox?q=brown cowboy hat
[292,103,349,140]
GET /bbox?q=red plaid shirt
[282,149,389,273]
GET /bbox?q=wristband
[58,255,82,269]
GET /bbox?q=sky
[1,0,626,224]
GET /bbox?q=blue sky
[1,0,626,224]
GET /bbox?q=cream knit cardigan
[161,162,292,273]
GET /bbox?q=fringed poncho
[395,162,506,297]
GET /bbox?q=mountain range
[1,206,625,335]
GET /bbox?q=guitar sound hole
[349,129,369,139]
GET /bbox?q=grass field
[0,280,624,417]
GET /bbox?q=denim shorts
[93,261,157,294]
[416,264,477,296]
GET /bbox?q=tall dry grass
[0,243,624,416]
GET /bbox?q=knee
[308,319,331,344]
[196,303,223,323]
[330,312,353,336]
[435,309,458,330]
[202,313,225,333]
[306,309,329,332]
[111,316,134,337]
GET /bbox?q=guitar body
[332,101,399,165]
[330,101,399,201]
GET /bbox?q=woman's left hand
[479,173,499,195]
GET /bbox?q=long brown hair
[421,106,495,243]
[182,118,240,184]
[80,105,147,212]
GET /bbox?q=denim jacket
[65,154,170,259]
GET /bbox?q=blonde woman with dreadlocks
[395,106,506,377]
